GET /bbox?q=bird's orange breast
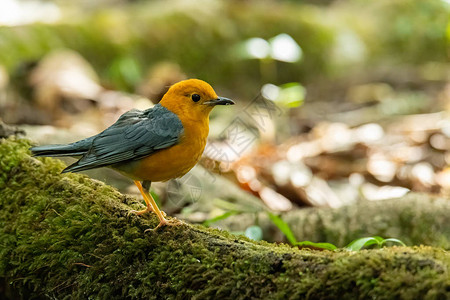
[113,118,209,182]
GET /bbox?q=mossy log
[220,193,450,250]
[1,139,450,299]
[283,193,450,249]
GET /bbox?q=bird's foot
[144,218,184,232]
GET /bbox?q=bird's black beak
[203,96,235,106]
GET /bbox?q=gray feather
[32,104,184,173]
[31,136,96,157]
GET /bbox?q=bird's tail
[30,135,96,158]
[30,144,87,157]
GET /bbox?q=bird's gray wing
[63,104,184,173]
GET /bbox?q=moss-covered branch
[1,138,449,299]
[220,193,450,250]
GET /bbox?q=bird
[31,79,235,229]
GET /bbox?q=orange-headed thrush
[31,79,235,229]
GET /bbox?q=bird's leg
[129,180,182,230]
[129,180,154,215]
[130,180,160,216]
[131,180,181,230]
[142,181,167,217]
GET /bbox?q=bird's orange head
[159,79,234,122]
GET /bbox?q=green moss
[1,138,450,299]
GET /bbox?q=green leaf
[371,236,387,244]
[267,212,297,245]
[382,238,406,247]
[150,190,160,206]
[277,82,306,108]
[345,237,381,251]
[203,211,239,227]
[295,241,337,251]
[345,236,407,251]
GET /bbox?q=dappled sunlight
[0,0,60,26]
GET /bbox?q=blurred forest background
[0,0,449,244]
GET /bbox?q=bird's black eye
[191,94,201,102]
